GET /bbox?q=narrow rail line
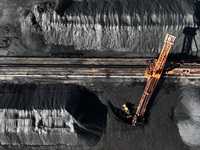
[0,57,147,77]
[0,57,148,65]
[0,57,199,81]
[0,64,146,68]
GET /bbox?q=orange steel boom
[132,34,176,126]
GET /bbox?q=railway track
[0,57,147,77]
[0,57,200,83]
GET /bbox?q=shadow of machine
[194,0,200,27]
[181,0,200,57]
[181,27,199,56]
[166,25,199,65]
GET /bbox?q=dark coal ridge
[0,84,81,111]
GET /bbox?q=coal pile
[174,85,200,148]
[20,0,195,53]
[0,0,199,57]
[0,84,107,149]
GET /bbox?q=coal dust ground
[0,81,199,150]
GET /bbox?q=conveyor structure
[132,34,176,126]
